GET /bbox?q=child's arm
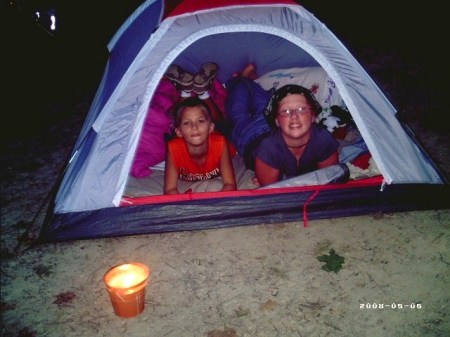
[254,158,280,186]
[317,150,339,169]
[220,143,237,192]
[163,149,180,195]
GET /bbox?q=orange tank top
[168,132,233,182]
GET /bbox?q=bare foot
[241,63,257,79]
[232,63,258,80]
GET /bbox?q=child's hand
[252,176,260,187]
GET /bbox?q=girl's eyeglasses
[278,107,312,118]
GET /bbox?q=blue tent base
[40,183,450,243]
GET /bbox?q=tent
[39,0,449,243]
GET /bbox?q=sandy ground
[0,210,449,337]
[1,38,450,337]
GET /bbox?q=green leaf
[317,249,345,273]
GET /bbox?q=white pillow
[254,67,344,111]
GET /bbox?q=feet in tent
[232,63,258,80]
[165,65,194,92]
[193,62,218,94]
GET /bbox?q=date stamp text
[360,303,422,309]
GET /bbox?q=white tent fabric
[54,2,443,214]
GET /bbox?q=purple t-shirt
[254,124,339,179]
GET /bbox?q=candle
[106,264,149,292]
[104,262,150,318]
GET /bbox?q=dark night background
[2,1,448,145]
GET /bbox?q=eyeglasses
[278,107,312,118]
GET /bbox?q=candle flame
[106,263,149,290]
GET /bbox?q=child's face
[275,93,315,141]
[175,106,214,145]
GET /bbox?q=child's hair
[172,97,212,127]
[264,84,322,126]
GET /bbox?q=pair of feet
[232,63,258,80]
[165,63,218,95]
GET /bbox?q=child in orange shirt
[164,97,237,195]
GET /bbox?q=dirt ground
[1,34,450,337]
[1,210,449,336]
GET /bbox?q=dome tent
[39,0,449,243]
